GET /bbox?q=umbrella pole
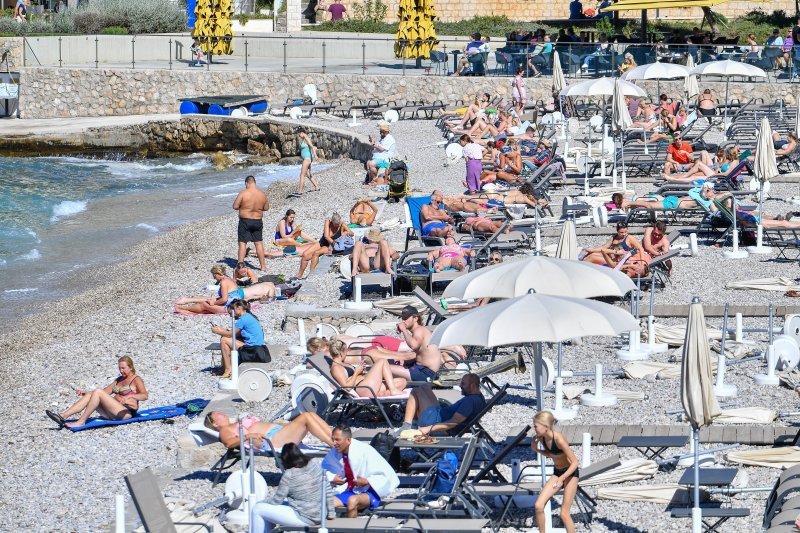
[749,181,771,253]
[724,79,730,141]
[612,130,618,188]
[723,194,748,259]
[534,342,544,413]
[692,426,702,533]
[534,206,542,255]
[621,133,627,191]
[714,303,737,397]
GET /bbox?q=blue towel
[67,398,209,433]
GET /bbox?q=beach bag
[370,430,401,470]
[332,234,355,254]
[431,451,459,494]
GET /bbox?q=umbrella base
[753,373,779,386]
[713,382,738,397]
[223,509,249,528]
[219,377,239,391]
[723,249,749,259]
[551,406,579,420]
[344,301,373,311]
[616,346,651,361]
[746,245,772,254]
[581,392,617,407]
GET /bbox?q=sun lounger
[765,228,800,262]
[320,516,490,532]
[67,398,208,432]
[411,286,452,324]
[763,465,800,528]
[669,506,750,533]
[405,196,447,248]
[617,434,689,461]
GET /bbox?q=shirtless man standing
[233,175,269,271]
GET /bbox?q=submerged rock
[211,151,234,169]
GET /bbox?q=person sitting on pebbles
[350,199,379,227]
[174,264,238,315]
[46,355,148,429]
[274,209,316,250]
[427,236,473,272]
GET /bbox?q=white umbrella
[552,51,566,94]
[555,219,578,260]
[690,60,767,136]
[611,77,633,190]
[684,55,699,103]
[751,117,779,253]
[561,76,647,98]
[680,297,721,533]
[441,255,636,300]
[622,62,689,99]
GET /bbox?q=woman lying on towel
[174,264,238,315]
[608,192,699,212]
[204,411,335,450]
[46,355,148,429]
[467,182,549,209]
[328,339,407,397]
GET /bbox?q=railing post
[322,40,326,73]
[568,44,572,78]
[362,40,366,75]
[131,36,135,69]
[443,41,447,75]
[245,39,249,72]
[169,38,172,70]
[58,36,62,67]
[95,35,98,68]
[283,39,287,74]
[402,43,406,76]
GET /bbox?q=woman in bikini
[468,182,549,209]
[174,264,238,315]
[582,222,646,266]
[233,262,260,286]
[274,209,316,249]
[297,212,353,279]
[46,355,148,429]
[531,410,580,533]
[204,411,335,450]
[427,236,473,271]
[444,94,490,130]
[481,139,523,184]
[296,127,320,195]
[223,280,277,304]
[350,199,379,226]
[328,339,407,397]
[697,89,717,122]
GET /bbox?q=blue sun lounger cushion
[67,398,209,433]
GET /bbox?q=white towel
[322,438,400,498]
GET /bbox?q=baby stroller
[386,159,409,203]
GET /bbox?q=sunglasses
[489,257,501,263]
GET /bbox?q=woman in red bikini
[46,355,148,429]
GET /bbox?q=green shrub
[68,0,186,34]
[101,25,128,34]
[437,16,556,38]
[311,18,395,33]
[351,0,388,23]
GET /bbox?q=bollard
[95,35,99,68]
[283,40,287,73]
[362,41,366,75]
[551,377,578,420]
[168,38,172,70]
[58,37,62,67]
[245,39,248,72]
[582,433,592,467]
[322,41,326,73]
[115,494,125,533]
[297,317,307,348]
[131,36,135,69]
[689,232,699,256]
[581,363,617,406]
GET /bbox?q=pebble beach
[2,114,800,532]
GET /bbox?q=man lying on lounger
[397,373,485,436]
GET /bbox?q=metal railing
[19,34,799,81]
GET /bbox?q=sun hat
[366,227,384,242]
[378,122,390,132]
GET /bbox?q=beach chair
[638,249,681,290]
[411,286,452,325]
[306,353,417,428]
[319,516,490,533]
[125,467,219,533]
[763,465,800,528]
[765,228,800,261]
[404,196,447,249]
[670,506,750,532]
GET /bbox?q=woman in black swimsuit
[297,212,352,279]
[531,410,580,533]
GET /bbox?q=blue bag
[431,451,459,494]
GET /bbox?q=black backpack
[370,430,401,470]
[387,160,409,202]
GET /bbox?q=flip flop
[45,410,66,428]
[786,291,800,297]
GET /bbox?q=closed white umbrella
[680,297,722,533]
[561,76,647,98]
[795,98,800,138]
[684,55,699,103]
[555,219,578,260]
[690,60,767,137]
[750,117,779,253]
[552,51,566,94]
[622,62,689,99]
[441,255,636,300]
[611,77,633,190]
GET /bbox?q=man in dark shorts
[398,373,485,436]
[233,175,269,271]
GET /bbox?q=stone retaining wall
[0,37,23,71]
[18,66,797,120]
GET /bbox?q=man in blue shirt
[210,299,270,377]
[398,373,485,436]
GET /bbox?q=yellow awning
[601,0,728,12]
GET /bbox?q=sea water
[0,154,304,331]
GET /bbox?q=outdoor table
[617,435,689,461]
[677,467,738,487]
[396,436,466,461]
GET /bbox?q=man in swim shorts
[233,175,270,271]
[420,190,455,239]
[398,373,485,436]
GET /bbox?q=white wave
[4,287,39,294]
[25,228,41,243]
[135,223,159,233]
[51,200,88,222]
[137,160,211,172]
[16,249,41,261]
[211,192,238,198]
[199,181,242,191]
